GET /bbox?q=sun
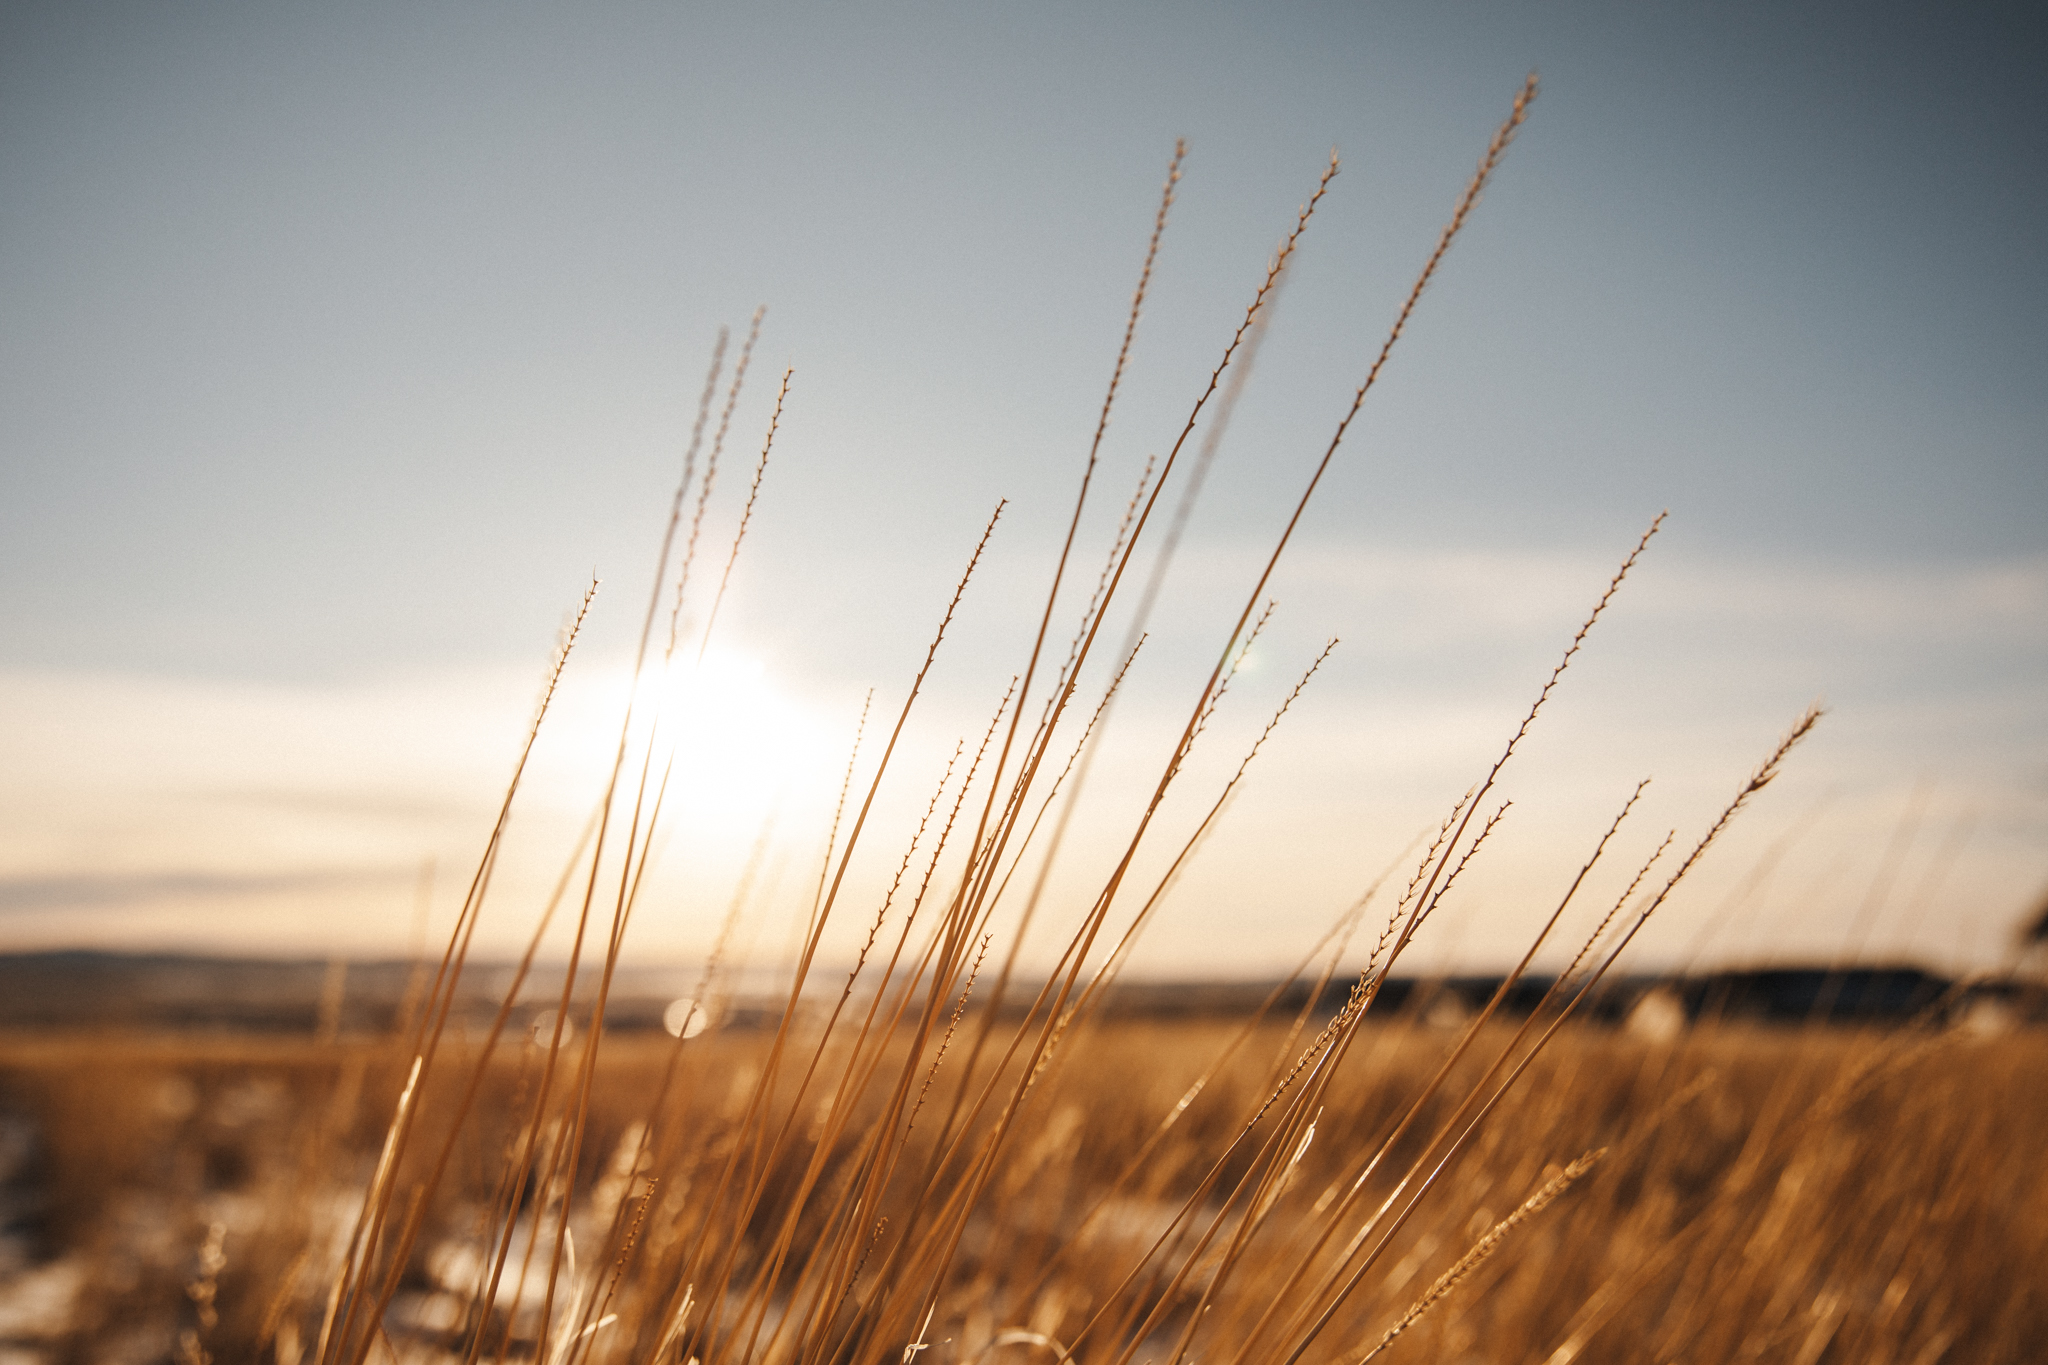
[525,644,839,844]
[649,648,836,812]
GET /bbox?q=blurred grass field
[1,1014,2041,1364]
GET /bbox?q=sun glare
[658,649,833,803]
[535,646,837,833]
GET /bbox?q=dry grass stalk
[1357,1148,1606,1363]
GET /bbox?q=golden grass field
[1,1014,2042,1364]
[7,78,2042,1365]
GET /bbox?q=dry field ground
[1,1013,2040,1365]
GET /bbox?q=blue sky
[2,1,2043,975]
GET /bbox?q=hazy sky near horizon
[3,1,2044,977]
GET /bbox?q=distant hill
[0,951,697,1034]
[0,951,2029,1035]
